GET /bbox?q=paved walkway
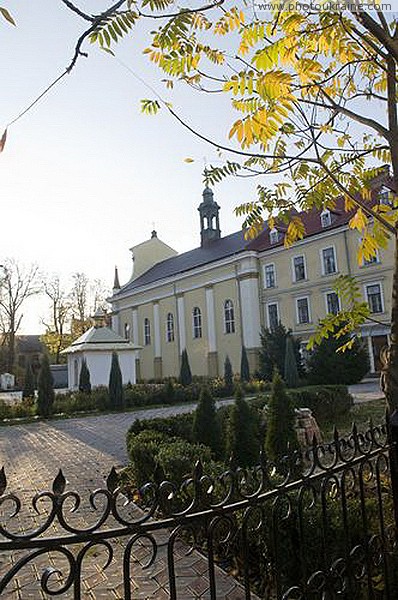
[0,402,249,599]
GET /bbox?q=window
[379,186,390,205]
[166,313,174,342]
[144,318,151,345]
[366,284,383,313]
[269,227,280,245]
[224,300,235,334]
[192,307,202,338]
[267,303,279,330]
[326,291,340,315]
[124,323,130,340]
[296,297,310,324]
[293,255,306,282]
[264,264,276,289]
[320,209,332,228]
[322,247,337,275]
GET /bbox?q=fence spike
[0,466,6,496]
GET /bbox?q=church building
[109,183,394,380]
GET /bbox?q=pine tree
[179,349,192,386]
[224,355,234,394]
[240,346,250,382]
[78,358,91,394]
[109,352,124,409]
[259,324,303,381]
[307,333,369,385]
[22,360,35,399]
[265,370,298,467]
[227,385,259,467]
[284,335,299,389]
[36,354,54,417]
[192,386,222,458]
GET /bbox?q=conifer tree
[224,355,234,394]
[284,336,300,389]
[227,385,259,467]
[240,346,250,382]
[192,386,222,458]
[36,354,54,417]
[22,360,35,399]
[265,371,298,467]
[79,358,91,394]
[179,349,192,386]
[109,352,124,409]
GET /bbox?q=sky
[1,1,259,333]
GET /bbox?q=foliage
[36,354,54,418]
[223,355,234,394]
[53,388,109,415]
[22,361,35,398]
[226,385,260,467]
[307,333,369,385]
[179,349,192,386]
[240,346,250,382]
[284,335,299,389]
[259,324,303,381]
[192,386,222,458]
[128,412,194,443]
[78,358,91,394]
[109,352,124,409]
[265,371,299,466]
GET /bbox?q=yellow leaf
[184,158,194,163]
[349,208,367,231]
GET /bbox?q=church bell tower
[198,186,221,247]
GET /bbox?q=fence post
[388,409,398,532]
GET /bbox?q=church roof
[61,326,141,354]
[114,229,247,296]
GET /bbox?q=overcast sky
[1,1,259,333]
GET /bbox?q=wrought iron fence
[1,419,398,599]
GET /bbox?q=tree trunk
[383,232,398,413]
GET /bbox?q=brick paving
[0,404,253,599]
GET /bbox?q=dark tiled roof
[16,335,44,353]
[114,230,248,296]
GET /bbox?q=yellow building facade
[110,186,394,380]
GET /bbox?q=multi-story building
[110,182,394,380]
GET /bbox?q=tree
[22,360,35,399]
[79,358,91,394]
[179,349,192,386]
[36,353,54,417]
[227,385,259,468]
[259,324,303,382]
[70,272,91,337]
[240,346,250,382]
[0,259,41,372]
[192,386,222,458]
[41,275,72,364]
[265,371,299,467]
[307,334,370,386]
[10,4,398,410]
[223,355,234,394]
[109,352,124,409]
[284,335,300,389]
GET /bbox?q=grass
[321,397,386,441]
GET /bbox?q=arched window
[166,313,174,342]
[192,307,202,339]
[144,318,151,345]
[224,299,235,334]
[124,323,130,340]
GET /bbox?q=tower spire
[198,184,221,247]
[113,266,120,291]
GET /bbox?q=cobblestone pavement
[0,401,250,600]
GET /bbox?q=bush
[226,386,260,467]
[192,386,223,458]
[157,438,212,485]
[127,430,168,486]
[128,412,195,443]
[307,334,369,385]
[289,385,353,421]
[22,361,35,399]
[0,398,34,421]
[240,346,250,382]
[36,354,54,418]
[79,358,91,394]
[179,349,192,386]
[265,371,299,466]
[53,387,110,415]
[109,352,124,409]
[224,355,234,394]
